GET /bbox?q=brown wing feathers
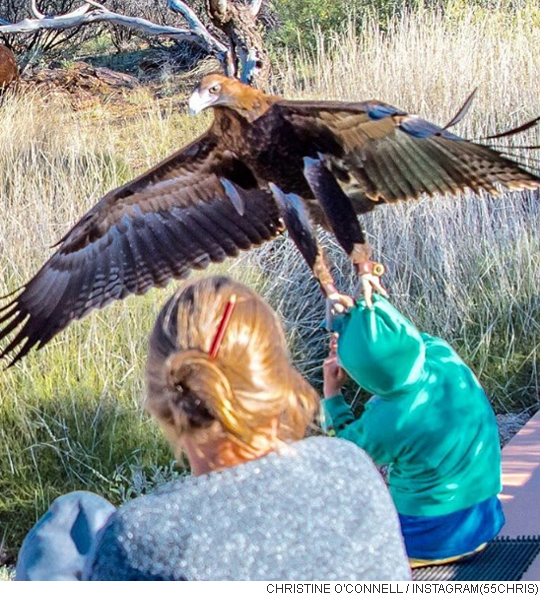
[0,166,282,365]
[293,103,540,204]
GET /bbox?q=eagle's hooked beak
[188,90,211,116]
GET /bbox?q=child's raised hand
[323,335,348,398]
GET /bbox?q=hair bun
[167,349,250,442]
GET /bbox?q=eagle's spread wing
[0,133,282,364]
[277,99,540,203]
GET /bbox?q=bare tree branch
[71,1,104,17]
[0,2,225,55]
[29,0,45,19]
[84,0,108,8]
[167,0,233,74]
[249,0,263,17]
[168,0,215,39]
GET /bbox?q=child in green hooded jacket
[321,295,505,567]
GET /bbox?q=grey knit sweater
[86,437,411,580]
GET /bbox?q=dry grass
[0,3,539,557]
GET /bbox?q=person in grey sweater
[17,276,410,581]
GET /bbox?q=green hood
[334,296,427,397]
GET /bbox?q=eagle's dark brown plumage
[1,74,539,364]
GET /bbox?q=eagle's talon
[325,293,354,331]
[360,274,389,307]
[354,261,388,307]
[327,291,354,313]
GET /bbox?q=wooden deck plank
[499,410,540,580]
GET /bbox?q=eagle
[1,73,539,364]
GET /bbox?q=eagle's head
[188,74,235,115]
[188,74,277,121]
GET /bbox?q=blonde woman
[17,276,410,581]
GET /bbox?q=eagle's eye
[209,84,221,95]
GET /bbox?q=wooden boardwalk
[499,411,540,580]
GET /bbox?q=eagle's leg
[269,183,354,316]
[302,157,387,307]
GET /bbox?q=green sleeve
[321,395,398,466]
[320,394,354,431]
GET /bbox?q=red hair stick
[209,294,237,359]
